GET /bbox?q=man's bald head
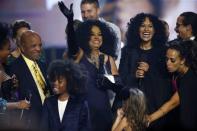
[20,30,42,61]
[20,30,41,46]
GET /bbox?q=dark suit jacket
[9,55,52,130]
[40,95,91,131]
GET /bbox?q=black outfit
[9,55,52,130]
[0,64,18,129]
[177,68,197,130]
[119,46,173,130]
[65,17,121,131]
[79,56,113,131]
[40,95,91,131]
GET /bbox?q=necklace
[87,55,99,68]
[140,42,152,50]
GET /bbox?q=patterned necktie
[32,62,46,103]
[32,62,46,90]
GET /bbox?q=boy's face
[51,76,67,95]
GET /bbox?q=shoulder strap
[98,54,105,74]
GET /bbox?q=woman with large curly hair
[149,40,197,131]
[119,13,173,130]
[58,2,120,131]
[76,20,117,60]
[112,88,147,131]
[76,20,119,131]
[74,20,119,131]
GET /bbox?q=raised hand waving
[58,1,74,21]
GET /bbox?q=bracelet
[0,98,7,111]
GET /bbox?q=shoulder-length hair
[76,20,117,58]
[125,13,167,49]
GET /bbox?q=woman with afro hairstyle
[58,2,121,130]
[119,13,173,130]
[73,20,119,131]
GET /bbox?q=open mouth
[142,32,151,38]
[93,40,101,44]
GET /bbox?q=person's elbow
[170,92,180,108]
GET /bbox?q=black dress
[80,56,113,131]
[65,17,113,131]
[119,46,173,130]
[177,68,197,130]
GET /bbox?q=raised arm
[112,108,128,131]
[148,91,180,124]
[58,1,80,59]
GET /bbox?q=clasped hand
[136,62,149,78]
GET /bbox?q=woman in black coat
[119,13,173,130]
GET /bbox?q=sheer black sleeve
[66,19,79,58]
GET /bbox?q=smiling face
[89,25,103,50]
[81,3,100,21]
[166,48,185,73]
[20,31,42,61]
[139,17,155,42]
[174,16,190,40]
[51,76,67,95]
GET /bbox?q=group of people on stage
[0,0,197,131]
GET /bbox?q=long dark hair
[125,13,167,49]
